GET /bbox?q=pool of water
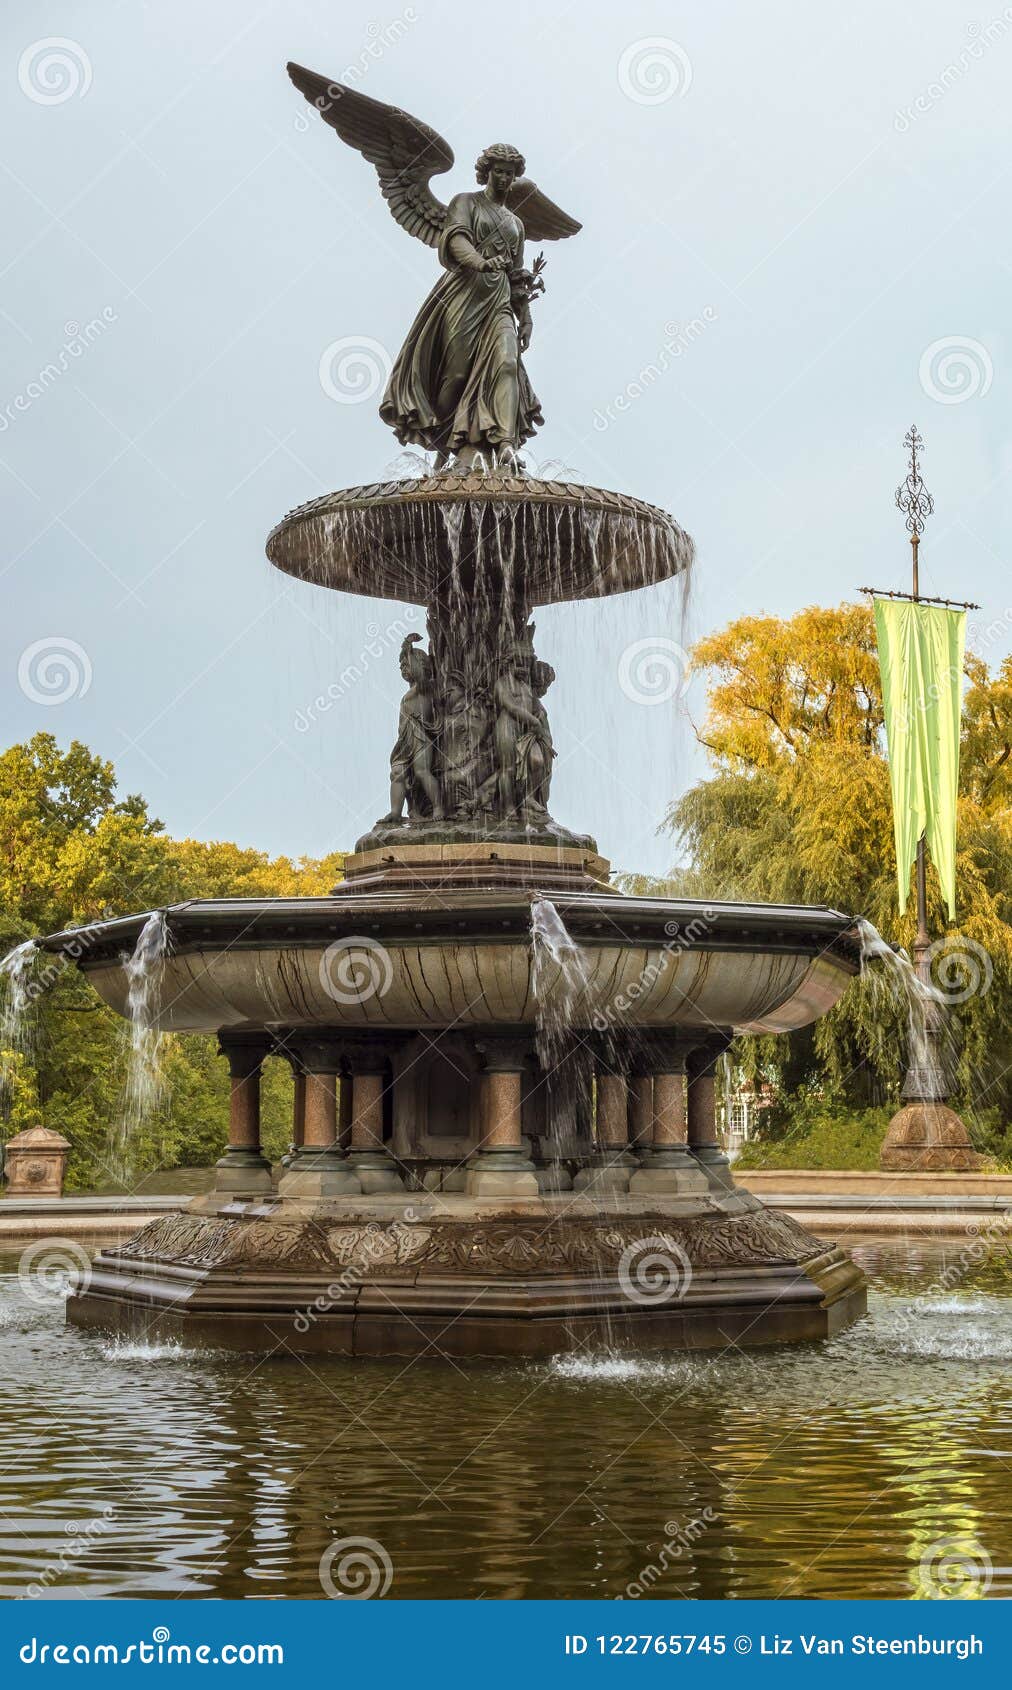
[0,1236,1009,1599]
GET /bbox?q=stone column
[467,1036,539,1199]
[629,1035,708,1195]
[338,1071,353,1151]
[278,1051,306,1169]
[345,1039,405,1193]
[277,1036,362,1198]
[574,1040,636,1195]
[215,1031,274,1197]
[687,1033,734,1190]
[628,1071,654,1153]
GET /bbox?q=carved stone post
[277,1035,362,1198]
[278,1049,306,1169]
[628,1071,654,1153]
[629,1035,708,1195]
[215,1031,274,1197]
[574,1039,636,1195]
[345,1038,405,1193]
[467,1035,539,1199]
[687,1033,734,1189]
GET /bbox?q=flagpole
[901,427,931,985]
[860,427,982,1171]
[862,428,980,984]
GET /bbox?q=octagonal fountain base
[45,841,868,1358]
[66,1192,866,1359]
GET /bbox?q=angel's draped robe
[380,191,543,456]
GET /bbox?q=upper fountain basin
[40,893,860,1037]
[265,473,693,606]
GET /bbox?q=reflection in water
[0,1238,1009,1599]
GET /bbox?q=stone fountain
[38,63,866,1356]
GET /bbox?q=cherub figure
[288,65,581,468]
[379,634,442,823]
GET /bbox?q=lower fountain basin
[265,472,693,606]
[42,892,860,1036]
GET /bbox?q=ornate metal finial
[895,424,934,537]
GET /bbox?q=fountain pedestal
[39,463,871,1356]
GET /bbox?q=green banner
[874,598,965,919]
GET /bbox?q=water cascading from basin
[0,940,40,1094]
[530,898,597,1178]
[111,911,172,1179]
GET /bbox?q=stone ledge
[737,1170,1012,1197]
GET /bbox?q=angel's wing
[507,179,581,243]
[287,62,453,248]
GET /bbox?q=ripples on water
[0,1238,1009,1599]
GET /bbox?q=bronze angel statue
[288,64,581,469]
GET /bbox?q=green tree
[0,735,344,1189]
[663,605,1012,1134]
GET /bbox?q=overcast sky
[2,1,1009,878]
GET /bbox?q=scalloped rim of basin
[39,893,861,1037]
[265,473,694,606]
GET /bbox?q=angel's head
[476,143,525,198]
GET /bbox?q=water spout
[857,917,951,1099]
[113,912,171,1175]
[0,940,41,1092]
[530,898,594,1161]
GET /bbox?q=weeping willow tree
[650,604,1012,1133]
